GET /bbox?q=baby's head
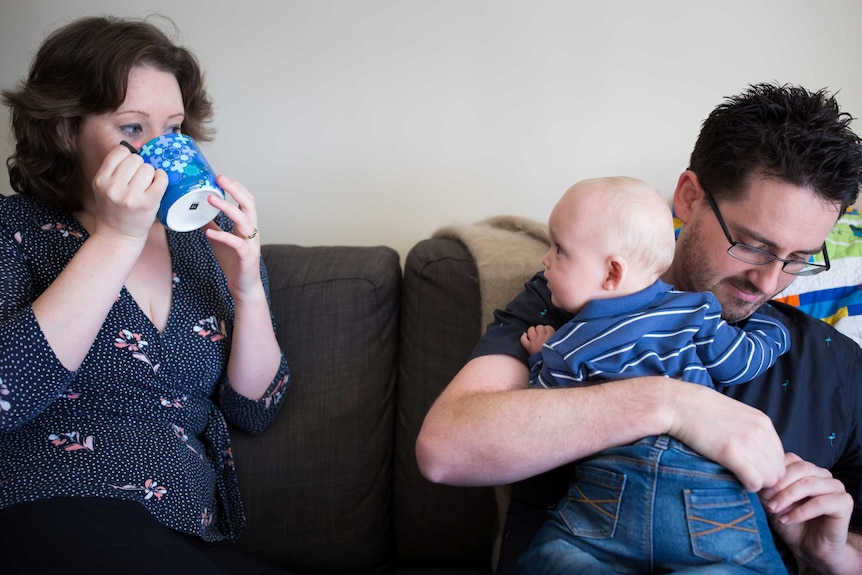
[543,176,676,314]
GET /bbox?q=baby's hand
[520,325,557,355]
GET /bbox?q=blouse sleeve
[216,257,290,434]
[0,229,75,432]
[217,360,289,435]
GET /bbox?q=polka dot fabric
[0,194,290,542]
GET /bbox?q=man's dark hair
[2,15,214,212]
[689,82,862,211]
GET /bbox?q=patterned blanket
[433,215,550,328]
[772,208,862,347]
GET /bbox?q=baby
[518,177,790,574]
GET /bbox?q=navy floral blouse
[0,194,290,542]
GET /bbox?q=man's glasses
[703,190,830,276]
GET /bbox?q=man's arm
[416,353,787,490]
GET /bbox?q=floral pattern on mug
[140,134,203,183]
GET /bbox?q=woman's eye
[168,125,182,134]
[120,124,143,136]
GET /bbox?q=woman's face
[75,65,184,200]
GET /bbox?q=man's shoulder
[471,272,573,362]
[764,299,860,354]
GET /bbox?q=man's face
[669,175,840,323]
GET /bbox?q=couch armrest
[233,244,401,573]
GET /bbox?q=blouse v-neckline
[70,215,176,335]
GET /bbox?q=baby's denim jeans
[517,435,788,574]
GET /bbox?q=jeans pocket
[558,465,625,539]
[684,487,764,565]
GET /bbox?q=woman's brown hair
[2,15,214,212]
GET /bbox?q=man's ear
[673,170,702,223]
[604,256,627,291]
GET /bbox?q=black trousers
[0,497,292,575]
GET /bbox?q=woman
[0,16,290,574]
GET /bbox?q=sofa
[230,236,502,574]
[229,207,862,574]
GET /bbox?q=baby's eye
[555,244,563,255]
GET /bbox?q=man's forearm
[416,355,676,486]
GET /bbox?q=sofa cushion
[396,238,497,570]
[232,245,401,572]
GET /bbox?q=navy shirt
[0,194,290,542]
[474,271,862,572]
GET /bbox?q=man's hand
[666,383,787,492]
[760,453,861,575]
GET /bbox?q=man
[416,83,862,574]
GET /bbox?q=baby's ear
[603,256,627,291]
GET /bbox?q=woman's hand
[203,175,282,401]
[89,142,167,241]
[33,143,167,371]
[203,175,264,302]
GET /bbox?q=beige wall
[2,0,862,257]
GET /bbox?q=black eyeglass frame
[702,190,831,276]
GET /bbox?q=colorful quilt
[674,208,862,347]
[773,208,862,347]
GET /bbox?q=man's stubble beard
[674,223,773,324]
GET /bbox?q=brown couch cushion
[396,238,497,571]
[233,245,401,572]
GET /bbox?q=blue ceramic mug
[136,133,225,232]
